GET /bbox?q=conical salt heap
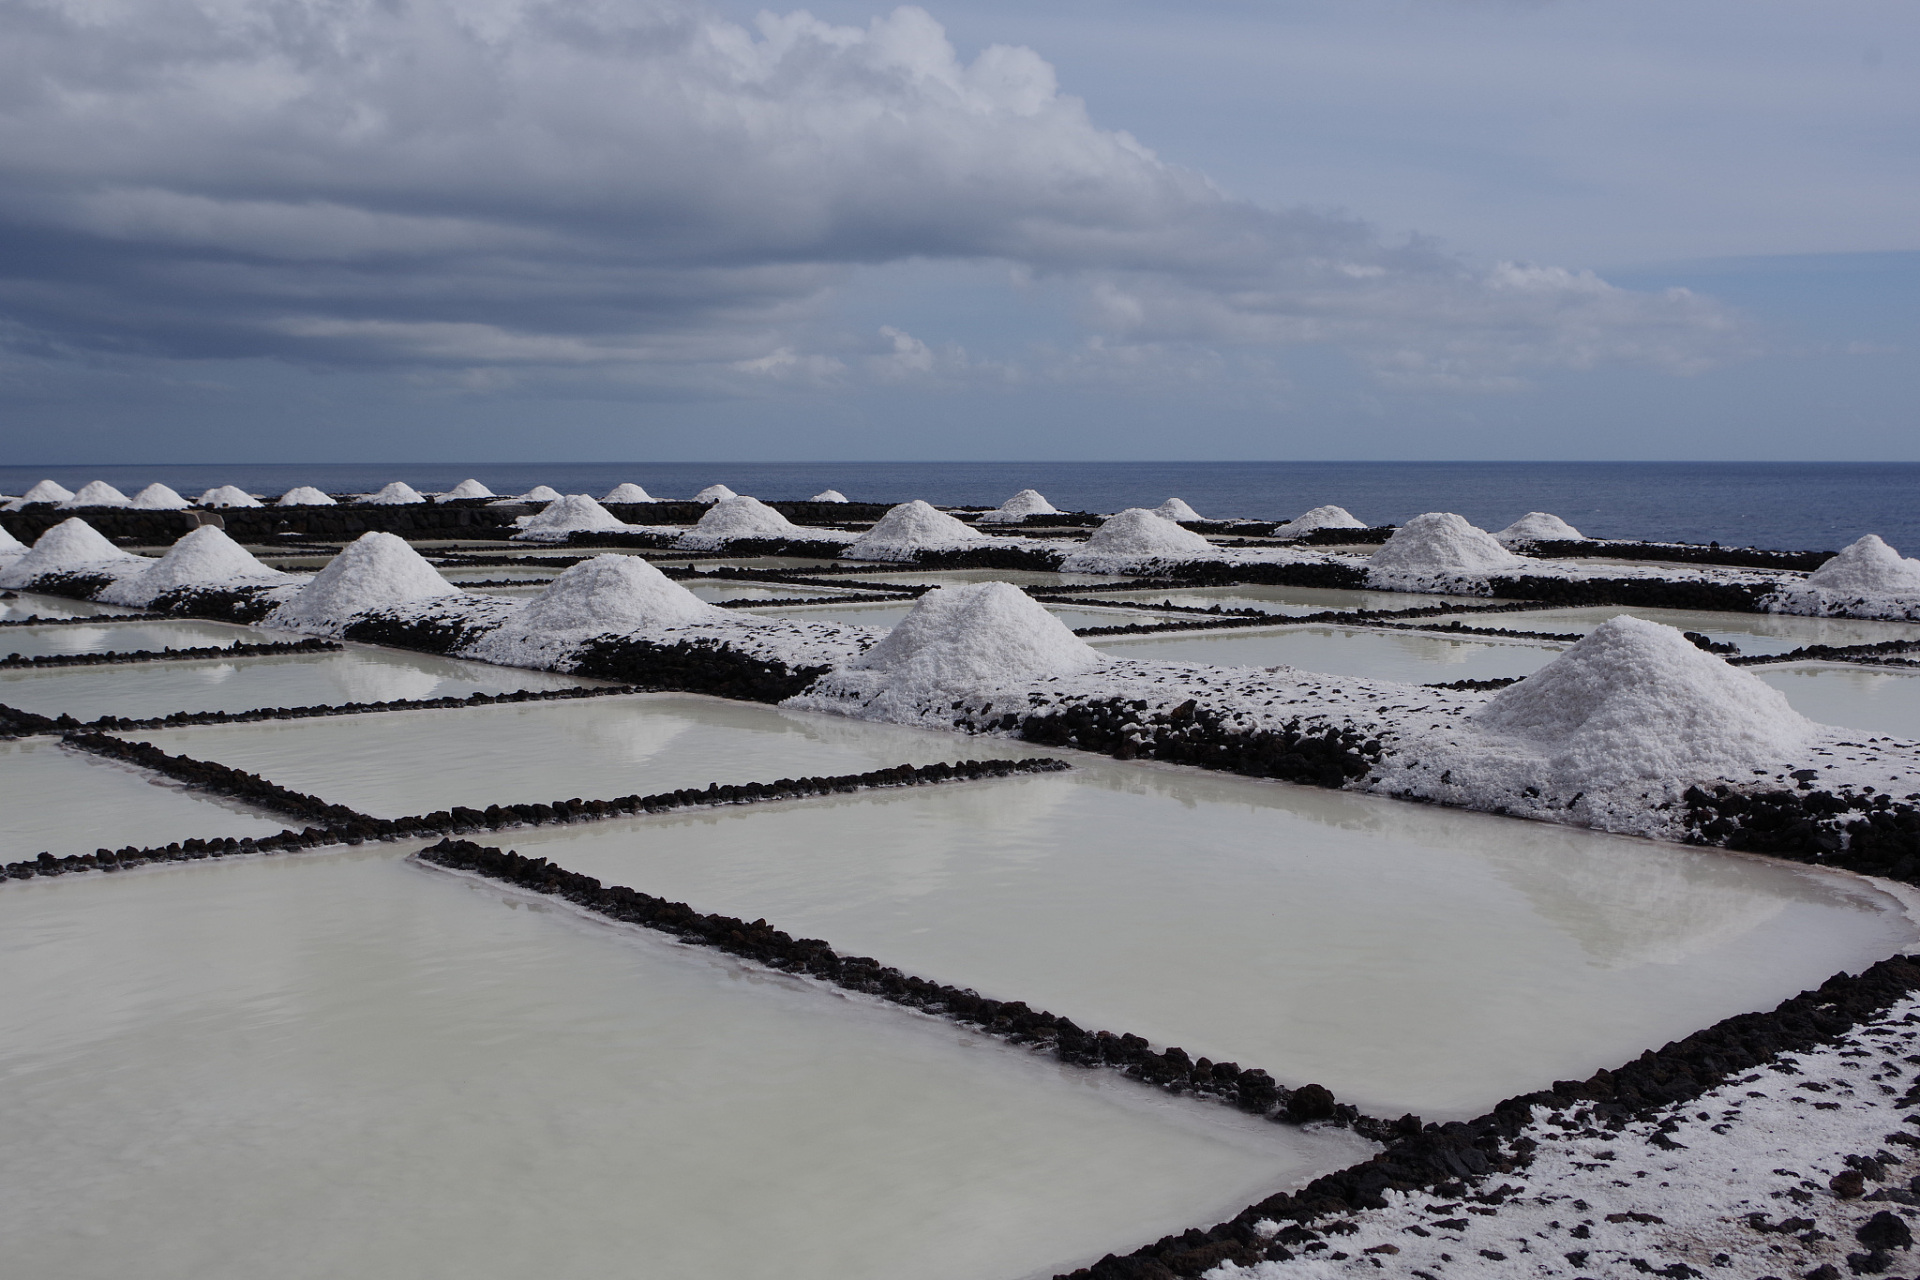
[278,486,336,506]
[362,481,426,505]
[445,478,494,499]
[844,500,989,559]
[1805,535,1920,596]
[1274,505,1366,538]
[517,485,563,502]
[515,494,631,538]
[1153,498,1202,522]
[976,489,1061,524]
[1370,512,1524,575]
[1081,508,1213,557]
[694,484,738,503]
[602,483,653,503]
[517,555,726,634]
[851,581,1102,688]
[0,523,25,557]
[58,481,131,508]
[279,531,459,626]
[102,526,288,605]
[0,517,143,587]
[675,496,801,549]
[810,489,849,503]
[1496,512,1587,544]
[5,480,76,510]
[197,485,262,508]
[131,483,191,510]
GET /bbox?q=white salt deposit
[101,526,289,606]
[694,484,738,503]
[1369,512,1526,581]
[512,494,633,541]
[1806,534,1920,595]
[130,483,190,510]
[445,479,494,500]
[518,555,726,634]
[516,485,563,502]
[0,523,24,556]
[1273,505,1366,538]
[277,486,336,507]
[602,483,653,503]
[361,481,427,505]
[0,518,144,588]
[810,489,849,503]
[1083,509,1215,558]
[674,496,802,550]
[1496,511,1588,544]
[975,489,1061,525]
[275,531,460,628]
[1153,498,1203,522]
[843,500,992,560]
[197,485,263,508]
[5,480,75,510]
[847,582,1101,691]
[57,481,131,508]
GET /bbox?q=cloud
[0,0,1743,393]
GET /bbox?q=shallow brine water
[1095,584,1496,615]
[0,737,286,858]
[1428,606,1920,658]
[0,848,1367,1280]
[749,600,1175,631]
[813,568,1134,588]
[0,591,139,622]
[484,753,1916,1119]
[1,618,257,659]
[133,695,1039,818]
[0,643,586,721]
[1089,624,1563,684]
[1756,664,1920,742]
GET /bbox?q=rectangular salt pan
[1425,604,1920,658]
[811,568,1133,587]
[1089,623,1563,683]
[0,591,139,622]
[748,600,1177,631]
[488,756,1915,1119]
[1,618,257,659]
[1095,583,1497,615]
[1757,664,1920,742]
[0,643,588,722]
[0,738,286,859]
[0,849,1368,1280]
[132,694,1040,819]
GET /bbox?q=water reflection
[1090,625,1563,683]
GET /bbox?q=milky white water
[1427,605,1920,657]
[681,580,875,602]
[1095,584,1497,615]
[486,754,1915,1120]
[0,644,586,720]
[0,847,1368,1280]
[747,600,1173,631]
[1090,624,1563,683]
[132,694,1038,818]
[0,591,137,622]
[1756,664,1920,742]
[1,618,256,659]
[0,737,285,858]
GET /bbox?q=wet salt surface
[0,591,139,622]
[1089,624,1564,683]
[0,848,1367,1280]
[746,600,1171,630]
[1,618,256,659]
[133,695,1039,818]
[1096,584,1494,615]
[1757,663,1920,742]
[1428,604,1920,657]
[0,643,586,721]
[489,757,1916,1119]
[0,737,285,858]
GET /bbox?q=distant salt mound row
[131,483,190,510]
[4,480,76,510]
[100,526,290,606]
[0,517,145,589]
[674,495,806,550]
[1274,505,1366,539]
[602,483,653,503]
[277,486,336,507]
[694,484,738,503]
[1496,512,1587,544]
[57,481,132,508]
[810,489,849,503]
[511,494,637,542]
[1061,508,1212,571]
[1153,498,1202,522]
[842,500,992,561]
[975,489,1060,525]
[272,531,460,630]
[445,478,494,500]
[198,485,263,508]
[1764,534,1920,621]
[1367,512,1525,589]
[361,481,426,505]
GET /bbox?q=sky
[0,0,1912,463]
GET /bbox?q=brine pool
[1089,624,1562,684]
[1,590,135,622]
[1428,605,1920,658]
[0,848,1368,1280]
[749,601,1176,631]
[2,617,258,659]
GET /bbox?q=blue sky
[0,0,1912,462]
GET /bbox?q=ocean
[2,461,1912,553]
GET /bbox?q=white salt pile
[101,526,288,606]
[810,489,849,503]
[1079,508,1214,558]
[975,489,1061,525]
[602,483,654,503]
[0,523,25,558]
[277,486,336,507]
[0,517,144,588]
[694,484,738,503]
[674,495,803,550]
[1806,534,1920,595]
[519,555,725,634]
[511,494,634,541]
[842,500,991,561]
[130,483,190,510]
[1153,498,1203,522]
[57,481,131,508]
[197,485,263,508]
[274,531,460,628]
[1496,511,1588,544]
[4,480,76,510]
[1368,512,1526,584]
[1273,505,1366,538]
[445,478,494,500]
[360,481,426,505]
[516,485,563,502]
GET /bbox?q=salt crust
[130,483,190,510]
[1496,510,1587,543]
[1209,994,1920,1280]
[360,481,426,505]
[269,531,460,631]
[444,478,494,499]
[276,486,336,507]
[4,480,75,510]
[810,489,849,503]
[1273,505,1366,538]
[602,483,653,503]
[975,488,1060,524]
[1154,498,1203,522]
[56,480,131,508]
[842,500,994,561]
[196,485,262,508]
[694,484,738,503]
[1765,535,1920,623]
[100,526,290,606]
[673,495,807,550]
[510,494,637,542]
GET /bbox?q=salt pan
[602,483,653,503]
[361,481,426,505]
[101,526,289,606]
[130,483,190,510]
[843,501,991,561]
[975,489,1060,524]
[277,486,336,507]
[4,480,76,510]
[1274,505,1366,538]
[274,531,460,629]
[694,484,738,503]
[1496,511,1588,544]
[445,479,494,500]
[197,485,262,508]
[57,481,131,508]
[1153,498,1202,522]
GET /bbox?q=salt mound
[58,481,131,508]
[515,555,726,634]
[844,500,989,559]
[1474,615,1811,786]
[1274,505,1365,538]
[810,489,849,503]
[602,483,654,503]
[0,523,25,555]
[0,517,142,586]
[515,494,631,538]
[1153,498,1202,522]
[131,483,190,510]
[1805,535,1920,596]
[361,481,426,505]
[1082,508,1214,558]
[281,531,460,624]
[278,486,336,506]
[198,485,262,508]
[694,484,738,503]
[445,478,494,500]
[1370,512,1524,574]
[103,526,286,604]
[6,480,75,510]
[1496,512,1587,544]
[976,489,1061,525]
[517,485,563,502]
[675,495,799,549]
[852,582,1102,686]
